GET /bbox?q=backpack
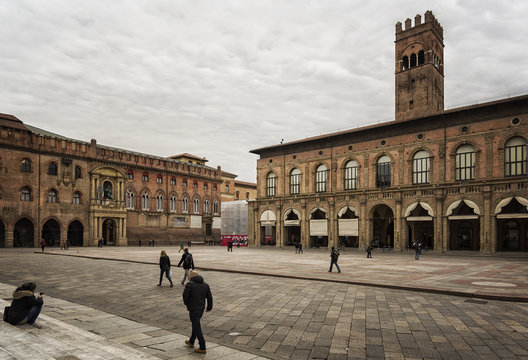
[183,253,192,267]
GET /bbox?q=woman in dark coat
[158,250,174,287]
[8,282,44,328]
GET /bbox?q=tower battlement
[395,10,443,39]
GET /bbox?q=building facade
[0,117,223,248]
[248,11,528,254]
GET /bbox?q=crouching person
[8,282,44,329]
[183,271,213,354]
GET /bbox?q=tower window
[410,53,417,67]
[418,50,424,65]
[409,100,414,109]
[402,56,409,70]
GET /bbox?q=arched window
[142,192,150,210]
[204,198,210,214]
[290,168,301,194]
[48,162,57,175]
[376,155,391,188]
[344,160,358,190]
[48,189,58,203]
[412,150,430,184]
[402,56,409,70]
[316,164,327,193]
[21,187,31,201]
[170,195,177,212]
[21,159,32,173]
[455,144,476,181]
[73,192,81,204]
[213,200,219,215]
[410,53,417,67]
[266,172,276,197]
[418,50,424,65]
[103,181,113,200]
[182,196,189,213]
[156,193,163,212]
[193,197,200,214]
[75,166,82,179]
[126,190,135,209]
[505,137,527,177]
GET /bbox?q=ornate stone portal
[89,167,127,246]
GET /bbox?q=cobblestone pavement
[1,248,528,359]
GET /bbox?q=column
[359,199,367,248]
[395,199,402,250]
[6,224,13,248]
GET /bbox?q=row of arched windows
[18,158,83,179]
[401,50,442,71]
[20,187,82,204]
[126,189,219,215]
[265,137,528,197]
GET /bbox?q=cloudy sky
[1,1,527,182]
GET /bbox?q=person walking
[414,241,422,260]
[7,282,44,329]
[183,270,213,354]
[227,240,233,252]
[178,248,195,285]
[298,243,303,254]
[328,246,341,273]
[157,250,174,287]
[366,244,373,258]
[40,238,46,252]
[178,241,184,253]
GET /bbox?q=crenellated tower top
[394,10,445,122]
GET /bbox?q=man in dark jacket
[177,248,195,285]
[329,247,341,273]
[8,282,44,328]
[183,271,213,354]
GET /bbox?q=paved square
[0,247,527,359]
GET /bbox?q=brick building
[248,11,528,253]
[0,118,223,248]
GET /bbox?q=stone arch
[68,219,84,246]
[369,203,395,248]
[337,206,359,218]
[404,201,434,217]
[446,199,481,216]
[260,209,276,225]
[14,217,35,247]
[309,207,328,219]
[494,196,528,215]
[283,208,301,221]
[42,218,61,247]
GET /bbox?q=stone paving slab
[32,246,528,302]
[0,283,268,360]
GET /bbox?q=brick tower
[395,11,444,121]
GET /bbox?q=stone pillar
[435,195,444,252]
[6,224,13,248]
[395,199,402,250]
[359,199,367,248]
[482,187,492,253]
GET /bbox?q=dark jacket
[182,275,213,312]
[159,255,171,270]
[177,252,195,270]
[331,250,340,262]
[8,288,43,325]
